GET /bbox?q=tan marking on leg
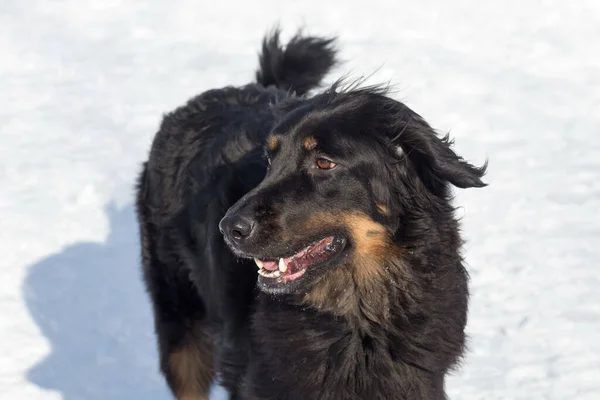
[168,330,214,400]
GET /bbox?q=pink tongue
[262,260,278,271]
[260,237,333,273]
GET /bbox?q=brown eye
[315,158,336,170]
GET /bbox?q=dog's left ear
[391,112,487,196]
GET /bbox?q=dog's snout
[219,214,256,244]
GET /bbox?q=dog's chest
[244,304,413,400]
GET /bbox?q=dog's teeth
[258,268,281,278]
[278,258,288,272]
[254,258,264,270]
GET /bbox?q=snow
[1,0,599,399]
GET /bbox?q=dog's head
[220,85,486,301]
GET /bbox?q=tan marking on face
[168,329,214,400]
[267,136,280,151]
[376,203,390,216]
[299,212,410,322]
[303,135,318,151]
[300,212,390,259]
[340,213,389,258]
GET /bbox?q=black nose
[219,214,256,243]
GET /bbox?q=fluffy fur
[135,28,486,400]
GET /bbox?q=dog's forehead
[266,121,319,153]
[266,100,371,157]
[267,132,365,164]
[265,132,319,155]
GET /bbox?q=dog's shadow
[23,203,227,399]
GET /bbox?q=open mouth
[253,236,346,287]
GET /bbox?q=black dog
[135,29,486,400]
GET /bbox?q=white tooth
[258,269,281,278]
[278,258,288,272]
[254,258,264,270]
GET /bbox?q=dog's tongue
[256,237,335,273]
[261,260,279,271]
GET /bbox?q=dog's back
[135,29,337,399]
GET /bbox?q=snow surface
[1,0,599,399]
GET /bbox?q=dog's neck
[298,256,406,326]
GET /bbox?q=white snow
[1,0,599,399]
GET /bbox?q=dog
[135,28,486,400]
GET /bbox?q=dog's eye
[315,158,336,170]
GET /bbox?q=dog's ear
[390,111,487,196]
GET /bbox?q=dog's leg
[141,247,215,399]
[165,323,215,400]
[141,245,215,399]
[136,167,215,399]
[142,247,216,400]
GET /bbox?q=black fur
[255,27,337,96]
[136,29,486,400]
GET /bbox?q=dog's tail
[256,28,337,96]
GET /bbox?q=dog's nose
[219,214,256,243]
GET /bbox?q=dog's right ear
[387,106,487,197]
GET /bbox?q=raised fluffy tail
[256,28,337,96]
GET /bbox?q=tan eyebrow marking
[303,135,317,151]
[267,136,280,151]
